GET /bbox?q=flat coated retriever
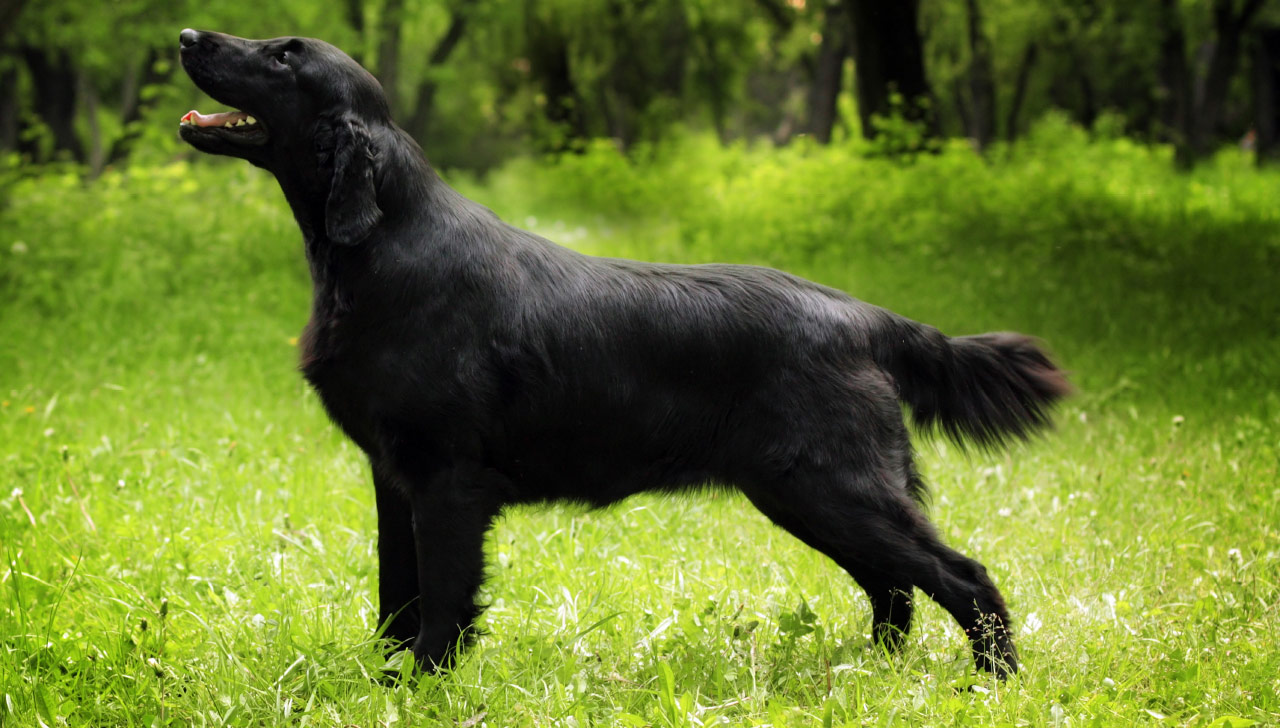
[178,29,1068,679]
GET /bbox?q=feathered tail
[874,319,1071,449]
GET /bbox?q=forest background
[4,0,1280,171]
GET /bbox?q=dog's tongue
[180,109,248,127]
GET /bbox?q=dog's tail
[873,317,1071,450]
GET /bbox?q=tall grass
[2,122,1277,726]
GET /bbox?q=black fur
[179,29,1070,679]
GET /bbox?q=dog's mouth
[179,109,268,146]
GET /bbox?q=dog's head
[178,29,384,244]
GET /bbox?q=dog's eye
[272,51,290,68]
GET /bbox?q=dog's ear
[323,115,382,245]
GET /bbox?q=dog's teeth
[235,119,246,126]
[245,116,257,125]
[223,121,234,128]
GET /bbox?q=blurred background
[2,0,1278,172]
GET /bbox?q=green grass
[2,126,1278,726]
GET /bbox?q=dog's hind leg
[913,532,1019,677]
[743,470,1018,677]
[882,506,1019,677]
[741,485,916,652]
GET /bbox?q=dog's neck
[269,121,457,307]
[270,122,442,248]
[273,171,328,244]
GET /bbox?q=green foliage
[2,129,1279,724]
[4,0,1272,171]
[866,93,942,157]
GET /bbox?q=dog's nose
[180,28,199,49]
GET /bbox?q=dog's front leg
[373,464,420,646]
[408,464,499,672]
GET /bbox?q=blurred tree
[19,47,82,162]
[846,0,937,146]
[729,0,812,144]
[1003,41,1038,142]
[1157,0,1193,150]
[687,0,757,142]
[0,0,1276,170]
[106,48,176,166]
[807,0,851,144]
[1189,0,1268,162]
[376,0,407,115]
[1254,25,1280,162]
[404,0,475,142]
[963,0,996,150]
[346,0,369,65]
[524,0,585,150]
[1152,0,1270,166]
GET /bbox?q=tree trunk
[1004,41,1038,142]
[1077,70,1097,130]
[598,0,689,150]
[405,4,473,143]
[1255,26,1280,163]
[1187,0,1267,161]
[526,1,585,150]
[690,7,734,143]
[807,1,850,144]
[1156,0,1192,162]
[952,73,971,138]
[0,0,26,152]
[346,0,367,66]
[964,0,996,150]
[844,0,936,143]
[78,69,105,176]
[107,47,175,166]
[21,46,83,162]
[696,27,727,143]
[0,64,17,151]
[693,37,727,143]
[0,0,25,47]
[376,0,406,117]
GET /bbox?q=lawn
[1,126,1277,726]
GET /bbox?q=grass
[1,124,1278,726]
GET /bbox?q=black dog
[178,29,1068,679]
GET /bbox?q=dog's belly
[492,413,725,506]
[483,364,810,506]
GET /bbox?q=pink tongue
[181,109,248,127]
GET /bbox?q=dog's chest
[298,304,482,449]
